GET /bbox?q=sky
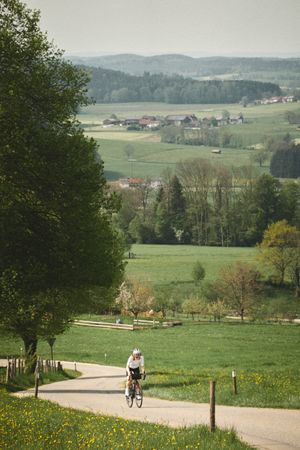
[22,0,300,57]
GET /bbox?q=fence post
[34,359,40,398]
[6,358,10,383]
[232,369,237,395]
[210,380,216,432]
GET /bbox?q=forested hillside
[69,54,300,87]
[84,66,281,104]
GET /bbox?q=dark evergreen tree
[270,144,300,178]
[252,174,282,242]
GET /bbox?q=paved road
[8,361,300,450]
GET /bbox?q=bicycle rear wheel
[135,384,143,408]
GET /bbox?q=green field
[126,244,257,285]
[96,138,260,180]
[78,102,300,180]
[1,321,299,409]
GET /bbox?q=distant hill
[67,54,300,88]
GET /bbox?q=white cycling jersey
[126,354,145,370]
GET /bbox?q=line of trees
[85,66,281,104]
[113,166,300,248]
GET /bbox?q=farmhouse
[117,177,145,188]
[165,114,199,126]
[102,118,122,126]
[123,117,140,126]
[139,115,161,129]
[229,114,244,124]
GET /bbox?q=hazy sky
[23,0,300,57]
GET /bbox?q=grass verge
[0,391,252,449]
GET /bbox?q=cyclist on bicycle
[125,348,145,398]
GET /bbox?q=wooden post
[6,359,10,383]
[210,380,216,432]
[232,369,237,395]
[34,360,40,398]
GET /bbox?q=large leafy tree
[214,262,261,321]
[258,220,300,287]
[0,0,124,370]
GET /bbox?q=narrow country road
[9,361,300,450]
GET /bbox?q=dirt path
[10,361,300,450]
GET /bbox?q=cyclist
[125,348,145,398]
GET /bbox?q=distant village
[102,95,297,131]
[103,113,244,130]
[105,94,298,191]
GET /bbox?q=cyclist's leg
[135,380,141,397]
[125,373,132,396]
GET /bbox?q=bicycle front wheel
[126,393,133,408]
[135,385,143,408]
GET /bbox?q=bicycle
[125,373,145,408]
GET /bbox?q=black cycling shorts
[129,367,141,380]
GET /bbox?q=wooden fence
[0,357,62,383]
[133,319,160,327]
[73,319,182,330]
[74,319,134,330]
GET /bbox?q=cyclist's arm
[140,355,145,374]
[126,356,132,375]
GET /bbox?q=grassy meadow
[0,391,251,450]
[1,321,299,409]
[95,138,258,180]
[78,101,300,180]
[126,244,257,285]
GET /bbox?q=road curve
[10,361,300,450]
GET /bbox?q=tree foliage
[0,0,124,370]
[192,261,206,285]
[270,143,300,178]
[214,262,261,320]
[116,279,155,319]
[85,66,281,104]
[258,220,300,287]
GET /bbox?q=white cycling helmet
[132,348,141,356]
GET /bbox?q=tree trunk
[240,308,244,321]
[23,336,38,374]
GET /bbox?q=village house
[102,118,122,126]
[256,95,297,105]
[123,117,140,126]
[116,177,163,189]
[229,114,244,124]
[165,114,199,127]
[138,115,161,129]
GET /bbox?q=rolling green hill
[69,53,300,88]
